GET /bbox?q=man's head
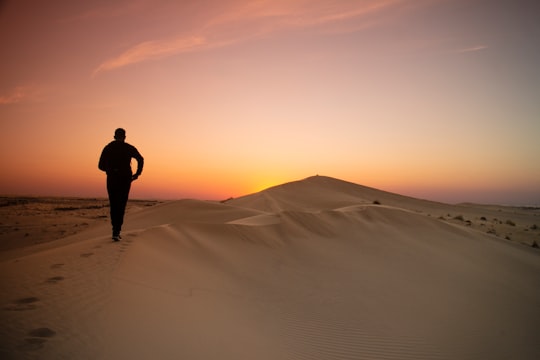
[114,128,126,141]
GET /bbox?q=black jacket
[99,140,144,177]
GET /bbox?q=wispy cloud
[93,36,208,75]
[0,85,41,105]
[93,0,408,75]
[453,45,489,54]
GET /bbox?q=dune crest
[1,175,539,359]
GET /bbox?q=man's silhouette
[99,128,144,241]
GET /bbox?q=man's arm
[132,149,144,180]
[98,146,109,172]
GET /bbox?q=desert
[3,1,539,359]
[1,175,539,359]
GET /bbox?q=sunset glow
[1,0,539,204]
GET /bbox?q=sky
[1,0,539,205]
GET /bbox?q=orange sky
[1,0,539,205]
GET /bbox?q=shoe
[112,234,121,242]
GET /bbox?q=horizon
[1,174,538,207]
[1,1,539,206]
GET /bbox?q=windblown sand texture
[1,176,539,359]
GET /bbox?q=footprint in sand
[80,252,94,258]
[45,276,64,284]
[3,297,39,311]
[18,328,56,352]
[50,263,64,269]
[28,328,56,338]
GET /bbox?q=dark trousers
[107,174,132,236]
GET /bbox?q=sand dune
[1,176,539,359]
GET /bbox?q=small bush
[453,215,465,221]
[506,220,516,226]
[531,224,538,230]
[480,216,487,221]
[373,200,381,205]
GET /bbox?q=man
[98,128,144,241]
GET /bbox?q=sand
[1,176,539,359]
[0,197,161,256]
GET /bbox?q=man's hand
[132,174,139,181]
